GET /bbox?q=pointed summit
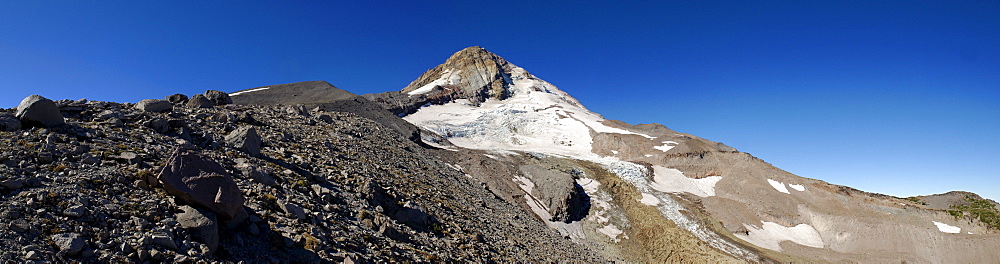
[400,46,517,103]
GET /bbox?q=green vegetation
[903,196,928,205]
[948,195,1000,230]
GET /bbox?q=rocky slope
[0,91,605,263]
[367,46,1000,263]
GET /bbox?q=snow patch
[649,166,722,197]
[408,69,462,95]
[788,184,805,192]
[767,179,790,194]
[229,87,270,96]
[653,141,678,152]
[734,222,824,252]
[933,221,961,234]
[644,154,652,157]
[597,224,624,243]
[610,150,619,155]
[404,65,653,157]
[639,193,660,205]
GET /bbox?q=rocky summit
[1,46,998,263]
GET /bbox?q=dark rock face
[177,205,219,254]
[135,99,173,113]
[166,94,190,104]
[186,94,213,108]
[156,149,247,221]
[15,95,65,127]
[364,46,515,116]
[0,115,20,131]
[204,90,232,106]
[519,165,587,223]
[225,126,261,157]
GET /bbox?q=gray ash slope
[232,81,420,142]
[0,94,605,262]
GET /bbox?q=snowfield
[407,69,462,95]
[653,141,678,152]
[597,224,624,243]
[649,166,722,197]
[767,179,790,194]
[229,87,270,96]
[639,193,660,206]
[734,222,824,252]
[933,221,961,234]
[404,63,756,260]
[788,183,806,192]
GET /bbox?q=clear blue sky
[2,1,998,201]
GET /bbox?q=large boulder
[225,126,262,157]
[166,94,189,104]
[177,205,219,254]
[50,233,85,256]
[156,149,247,221]
[186,94,213,108]
[15,95,64,127]
[0,114,20,131]
[204,90,232,106]
[135,99,173,113]
[519,165,587,223]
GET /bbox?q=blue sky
[2,1,998,200]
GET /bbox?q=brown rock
[156,149,247,221]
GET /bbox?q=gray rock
[156,149,247,221]
[204,90,232,106]
[8,219,30,232]
[239,165,277,187]
[24,250,42,260]
[393,201,431,228]
[279,201,307,220]
[144,118,170,133]
[519,165,587,223]
[0,179,24,189]
[15,95,65,127]
[166,94,189,104]
[150,233,178,250]
[50,233,85,256]
[135,99,173,113]
[35,152,53,164]
[116,152,140,164]
[225,126,262,157]
[62,205,86,218]
[177,205,219,254]
[0,114,20,131]
[81,154,101,165]
[186,94,213,108]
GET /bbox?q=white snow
[788,184,806,192]
[653,141,678,152]
[404,65,653,157]
[407,69,462,95]
[644,154,653,157]
[734,222,824,252]
[610,150,619,155]
[648,166,722,197]
[577,178,601,194]
[597,224,624,242]
[513,175,535,193]
[402,63,757,260]
[767,179,790,194]
[932,221,961,234]
[229,87,270,96]
[639,193,660,205]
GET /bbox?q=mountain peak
[398,46,516,104]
